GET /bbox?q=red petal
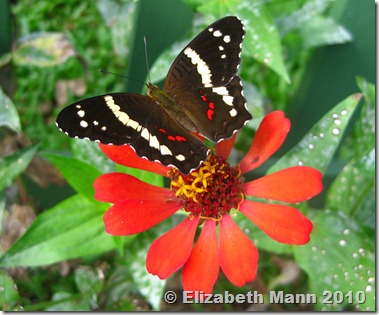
[216,133,236,160]
[242,166,323,203]
[238,111,290,174]
[219,214,258,287]
[146,216,199,279]
[182,220,219,294]
[99,143,171,177]
[240,200,313,244]
[94,173,173,203]
[103,198,182,235]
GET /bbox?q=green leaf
[71,140,115,174]
[96,0,137,56]
[101,265,140,311]
[352,77,375,160]
[0,53,12,68]
[13,32,76,67]
[294,210,375,311]
[275,0,334,36]
[112,234,137,255]
[42,152,102,201]
[127,217,180,310]
[0,194,114,267]
[0,86,21,132]
[265,0,308,18]
[75,266,103,309]
[0,191,6,237]
[0,145,39,191]
[300,16,352,49]
[128,236,166,310]
[0,270,20,311]
[326,149,374,219]
[242,81,265,131]
[268,93,362,175]
[46,292,90,311]
[237,2,290,82]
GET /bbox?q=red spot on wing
[207,109,214,120]
[175,135,187,142]
[199,89,215,121]
[155,125,187,142]
[199,89,208,102]
[167,134,187,142]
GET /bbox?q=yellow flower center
[169,153,244,220]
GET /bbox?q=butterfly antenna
[143,36,152,84]
[98,69,145,86]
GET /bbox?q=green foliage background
[0,0,375,311]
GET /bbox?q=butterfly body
[146,83,199,134]
[56,16,252,174]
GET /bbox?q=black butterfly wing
[163,16,252,142]
[56,93,208,174]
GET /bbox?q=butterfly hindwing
[172,75,249,142]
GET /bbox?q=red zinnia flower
[94,110,323,293]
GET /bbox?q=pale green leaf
[294,210,375,311]
[0,145,39,191]
[0,53,12,68]
[353,77,375,160]
[237,2,290,82]
[0,270,20,311]
[127,217,180,310]
[326,149,374,219]
[13,32,75,67]
[0,191,6,238]
[276,0,333,36]
[96,0,137,56]
[46,292,90,311]
[71,140,115,174]
[75,266,103,309]
[301,16,352,49]
[268,93,362,175]
[0,86,21,133]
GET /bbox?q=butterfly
[56,16,252,174]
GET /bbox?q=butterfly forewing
[56,93,209,174]
[57,93,142,145]
[163,16,252,142]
